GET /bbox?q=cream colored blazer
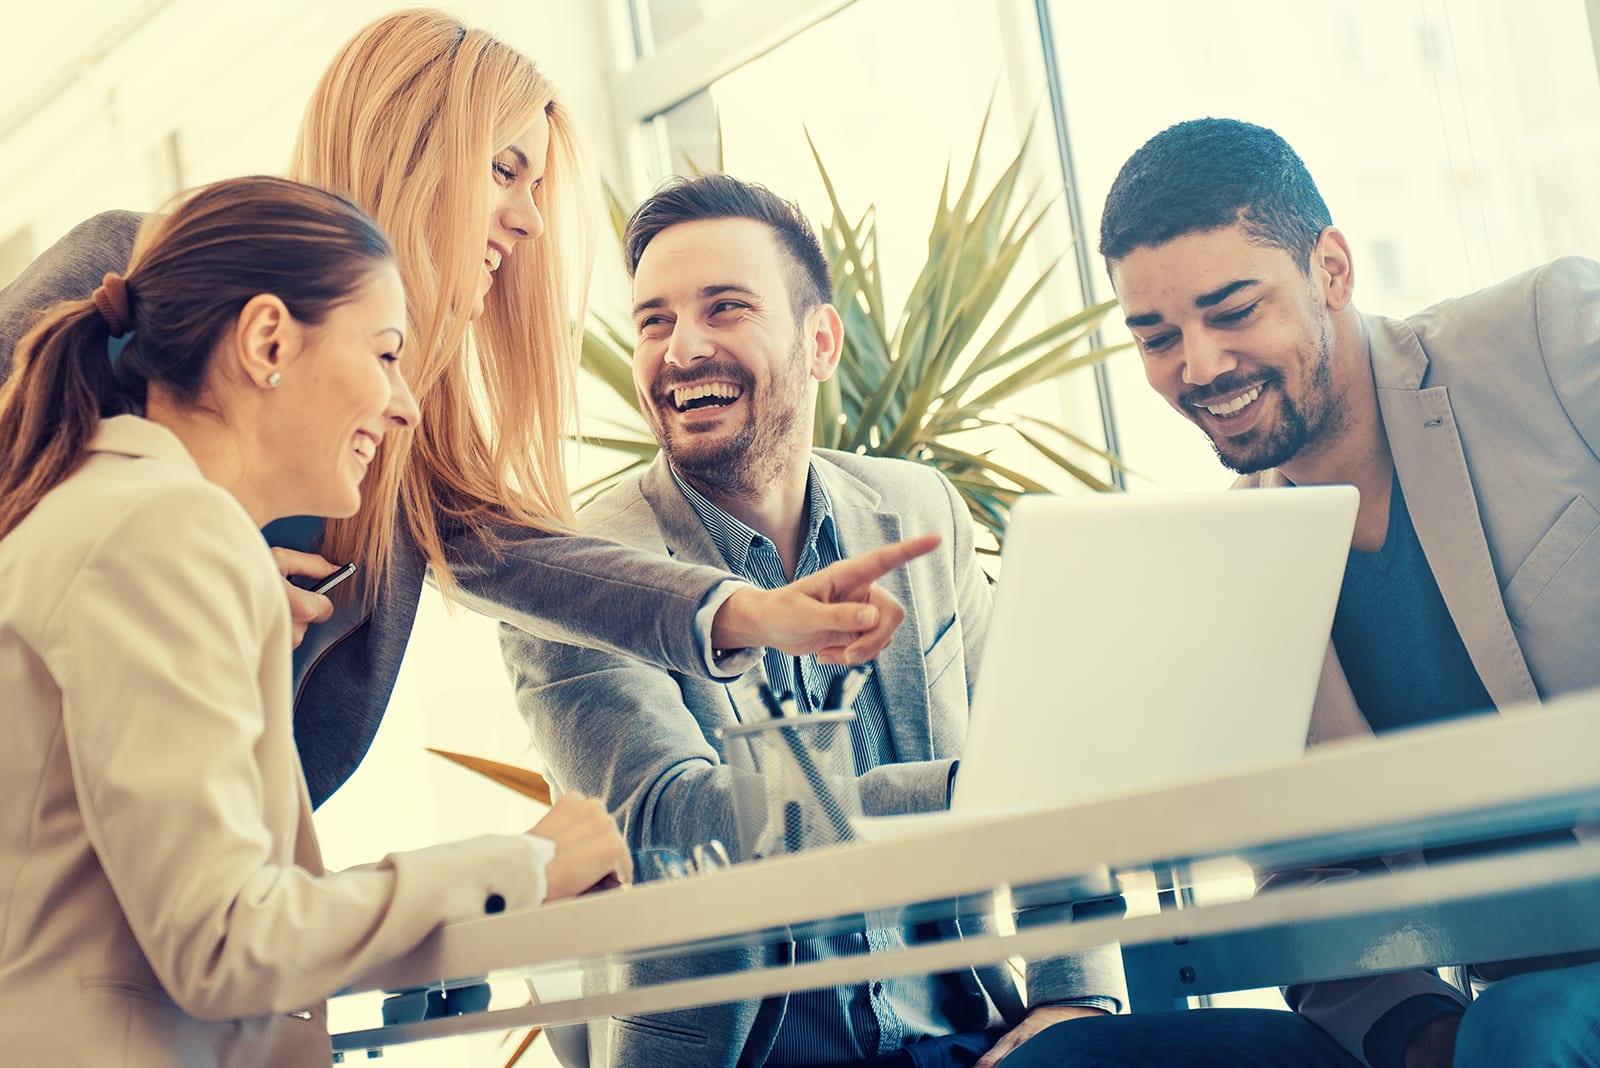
[0,417,548,1067]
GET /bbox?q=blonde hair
[288,7,591,601]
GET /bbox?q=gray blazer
[1246,257,1600,1064]
[0,211,753,806]
[502,451,1126,1068]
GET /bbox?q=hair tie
[91,273,133,337]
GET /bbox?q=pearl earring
[267,372,282,388]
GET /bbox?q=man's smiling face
[630,217,819,492]
[1110,223,1348,474]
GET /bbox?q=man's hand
[530,793,633,902]
[710,534,941,665]
[271,547,338,648]
[1403,1013,1462,1068]
[974,1005,1110,1067]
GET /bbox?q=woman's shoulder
[23,427,267,581]
[1,435,274,648]
[52,210,145,265]
[84,449,264,561]
[0,210,146,375]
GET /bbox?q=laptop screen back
[950,485,1359,815]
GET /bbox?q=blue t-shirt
[1329,474,1493,733]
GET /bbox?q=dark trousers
[1456,961,1600,1068]
[830,1009,1362,1068]
[995,1009,1363,1068]
[831,1030,997,1068]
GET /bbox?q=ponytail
[0,295,137,539]
[0,176,392,543]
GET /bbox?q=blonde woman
[0,9,932,806]
[0,175,632,1067]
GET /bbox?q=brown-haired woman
[0,7,930,808]
[0,175,630,1066]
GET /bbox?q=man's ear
[232,293,303,390]
[1312,227,1355,312]
[808,303,845,382]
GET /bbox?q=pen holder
[718,711,861,861]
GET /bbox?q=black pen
[783,800,804,853]
[288,562,357,596]
[764,685,857,844]
[310,562,357,596]
[757,683,786,719]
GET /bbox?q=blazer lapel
[640,455,728,568]
[1368,315,1539,710]
[638,456,773,728]
[813,459,932,761]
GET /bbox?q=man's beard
[1184,322,1344,475]
[650,343,808,496]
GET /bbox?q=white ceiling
[0,0,178,145]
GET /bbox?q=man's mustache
[1178,369,1280,408]
[650,361,755,405]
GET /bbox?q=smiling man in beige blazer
[1048,117,1600,1068]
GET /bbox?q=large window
[610,0,1600,492]
[647,0,1033,344]
[604,0,1118,500]
[1046,0,1600,489]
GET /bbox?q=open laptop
[855,485,1359,839]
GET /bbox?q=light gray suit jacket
[1246,257,1600,1064]
[502,450,1125,1067]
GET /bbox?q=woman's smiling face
[276,264,419,518]
[474,113,551,322]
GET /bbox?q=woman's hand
[710,533,941,665]
[531,793,633,902]
[270,547,339,648]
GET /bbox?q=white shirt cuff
[695,578,762,679]
[522,832,558,905]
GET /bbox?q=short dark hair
[1099,118,1332,272]
[623,174,833,315]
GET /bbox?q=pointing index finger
[816,533,941,596]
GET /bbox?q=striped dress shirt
[672,465,958,1063]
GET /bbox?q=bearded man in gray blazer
[499,173,1122,1068]
[502,174,1368,1068]
[1026,117,1600,1068]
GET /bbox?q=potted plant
[576,113,1128,550]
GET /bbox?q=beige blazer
[0,417,548,1066]
[1243,257,1600,1063]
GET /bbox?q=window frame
[604,0,1126,484]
